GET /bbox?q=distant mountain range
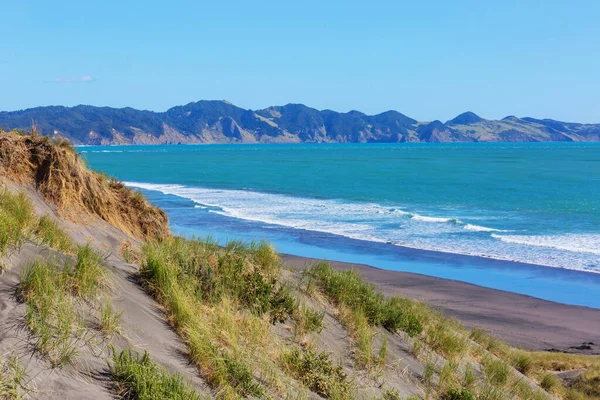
[1,101,599,144]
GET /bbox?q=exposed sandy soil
[282,255,600,355]
[0,183,212,399]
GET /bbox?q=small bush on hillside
[442,387,476,400]
[34,214,73,253]
[381,388,401,400]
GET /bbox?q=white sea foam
[124,181,600,273]
[411,215,456,223]
[492,233,600,255]
[464,224,503,232]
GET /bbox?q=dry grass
[0,354,28,399]
[0,130,168,240]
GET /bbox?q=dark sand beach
[282,254,600,355]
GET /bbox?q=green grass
[34,214,73,253]
[18,245,112,366]
[0,189,76,260]
[72,244,109,299]
[540,373,561,394]
[293,302,325,336]
[280,346,352,400]
[425,320,468,360]
[512,351,533,376]
[19,260,79,366]
[141,236,298,397]
[482,357,510,387]
[0,189,35,257]
[100,299,123,338]
[306,261,427,337]
[0,354,28,399]
[110,348,203,400]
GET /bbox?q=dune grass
[0,354,28,399]
[293,302,325,337]
[470,328,600,399]
[0,188,76,264]
[140,237,358,399]
[110,347,203,400]
[34,214,74,254]
[141,237,299,397]
[280,346,352,400]
[18,244,114,366]
[0,131,169,240]
[100,299,123,338]
[306,261,428,338]
[0,189,35,258]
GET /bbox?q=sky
[1,0,599,123]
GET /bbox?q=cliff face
[1,101,598,145]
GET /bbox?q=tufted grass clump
[141,236,298,396]
[0,189,35,257]
[110,348,202,400]
[19,260,79,367]
[293,302,325,336]
[34,214,74,254]
[281,346,352,400]
[71,244,109,299]
[100,299,123,338]
[0,354,28,399]
[306,261,428,337]
[482,357,510,387]
[18,245,111,367]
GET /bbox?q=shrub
[442,387,476,400]
[381,388,401,400]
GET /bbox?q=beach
[283,254,600,355]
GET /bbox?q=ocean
[80,142,600,308]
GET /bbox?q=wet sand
[282,254,600,354]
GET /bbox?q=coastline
[282,253,600,355]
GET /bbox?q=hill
[1,102,599,145]
[1,130,599,399]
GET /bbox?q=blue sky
[2,0,599,122]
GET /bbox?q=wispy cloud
[55,75,93,83]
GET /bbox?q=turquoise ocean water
[80,143,600,308]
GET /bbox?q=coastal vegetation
[0,129,169,240]
[17,244,113,367]
[0,130,599,399]
[110,348,203,400]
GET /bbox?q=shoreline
[282,253,600,355]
